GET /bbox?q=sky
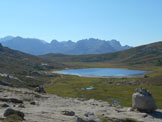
[0,0,162,46]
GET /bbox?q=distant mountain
[0,36,131,55]
[0,36,15,42]
[0,36,50,55]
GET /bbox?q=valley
[1,1,162,121]
[0,41,162,122]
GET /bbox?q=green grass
[45,74,162,109]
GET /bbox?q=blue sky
[0,0,162,46]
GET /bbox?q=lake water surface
[56,68,147,77]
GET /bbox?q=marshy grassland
[45,62,162,109]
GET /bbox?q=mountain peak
[0,36,15,42]
[51,40,58,44]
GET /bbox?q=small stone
[0,104,9,108]
[61,111,75,116]
[127,107,135,112]
[84,112,94,117]
[76,115,101,122]
[35,86,46,93]
[144,75,149,78]
[18,104,25,108]
[142,114,148,118]
[30,101,36,105]
[100,105,104,107]
[4,108,24,119]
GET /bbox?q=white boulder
[132,88,157,113]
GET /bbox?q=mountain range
[0,36,131,55]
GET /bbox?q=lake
[55,68,147,77]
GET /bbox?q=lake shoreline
[52,68,150,78]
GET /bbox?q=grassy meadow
[45,62,162,109]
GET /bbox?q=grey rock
[30,101,36,105]
[127,107,135,112]
[17,104,25,108]
[84,112,94,117]
[35,86,46,93]
[4,108,24,119]
[132,88,157,113]
[105,117,139,122]
[0,98,23,104]
[0,80,12,87]
[0,104,9,108]
[144,75,149,78]
[76,116,101,122]
[61,111,75,116]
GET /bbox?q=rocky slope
[0,85,162,122]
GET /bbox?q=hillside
[0,43,65,87]
[0,36,131,55]
[40,41,162,66]
[0,43,40,73]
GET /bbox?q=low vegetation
[45,72,162,108]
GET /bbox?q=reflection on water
[56,68,147,77]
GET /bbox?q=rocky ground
[0,85,162,122]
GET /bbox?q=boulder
[132,88,157,113]
[34,86,46,93]
[4,108,24,119]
